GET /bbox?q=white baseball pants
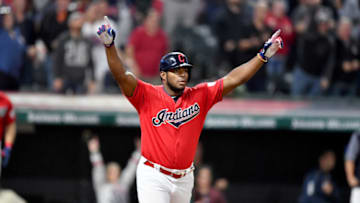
[351,187,360,203]
[136,156,194,203]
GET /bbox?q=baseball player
[345,131,360,203]
[0,91,16,176]
[97,16,283,203]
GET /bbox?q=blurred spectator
[76,0,92,13]
[130,0,151,25]
[212,0,252,71]
[12,0,36,46]
[198,0,223,25]
[116,0,133,47]
[12,0,37,88]
[0,91,16,173]
[340,0,360,38]
[345,131,360,203]
[82,0,125,92]
[131,0,162,25]
[298,150,340,203]
[292,0,334,36]
[38,0,70,52]
[242,0,271,93]
[323,0,342,20]
[33,0,50,12]
[291,4,336,97]
[170,23,218,81]
[87,136,141,203]
[330,17,360,97]
[38,0,71,90]
[265,0,294,93]
[193,142,229,195]
[0,11,26,90]
[1,0,12,6]
[290,0,334,76]
[193,165,227,203]
[126,8,168,83]
[163,0,201,40]
[53,12,95,94]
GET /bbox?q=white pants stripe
[136,157,194,203]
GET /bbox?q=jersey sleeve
[4,96,15,126]
[204,79,224,111]
[345,132,360,161]
[125,80,148,111]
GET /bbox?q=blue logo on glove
[2,146,11,168]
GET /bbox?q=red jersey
[127,79,223,169]
[0,92,15,140]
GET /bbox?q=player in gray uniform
[88,137,141,203]
[345,131,360,203]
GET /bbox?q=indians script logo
[152,103,200,128]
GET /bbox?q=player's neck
[163,84,183,97]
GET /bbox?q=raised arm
[345,160,358,187]
[2,98,16,168]
[4,122,16,147]
[345,133,360,187]
[88,137,107,189]
[2,122,16,168]
[98,16,137,97]
[222,30,283,96]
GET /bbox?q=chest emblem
[152,103,200,128]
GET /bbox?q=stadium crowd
[0,0,359,97]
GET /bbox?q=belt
[144,160,189,179]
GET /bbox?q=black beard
[166,77,185,94]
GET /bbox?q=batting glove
[2,143,12,168]
[258,29,283,63]
[97,16,116,48]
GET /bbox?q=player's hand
[320,78,329,89]
[97,16,116,47]
[2,145,12,168]
[53,78,63,92]
[322,180,333,195]
[87,81,96,94]
[258,29,283,62]
[88,137,100,153]
[348,176,359,187]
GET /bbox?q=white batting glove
[97,16,116,47]
[258,29,283,63]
